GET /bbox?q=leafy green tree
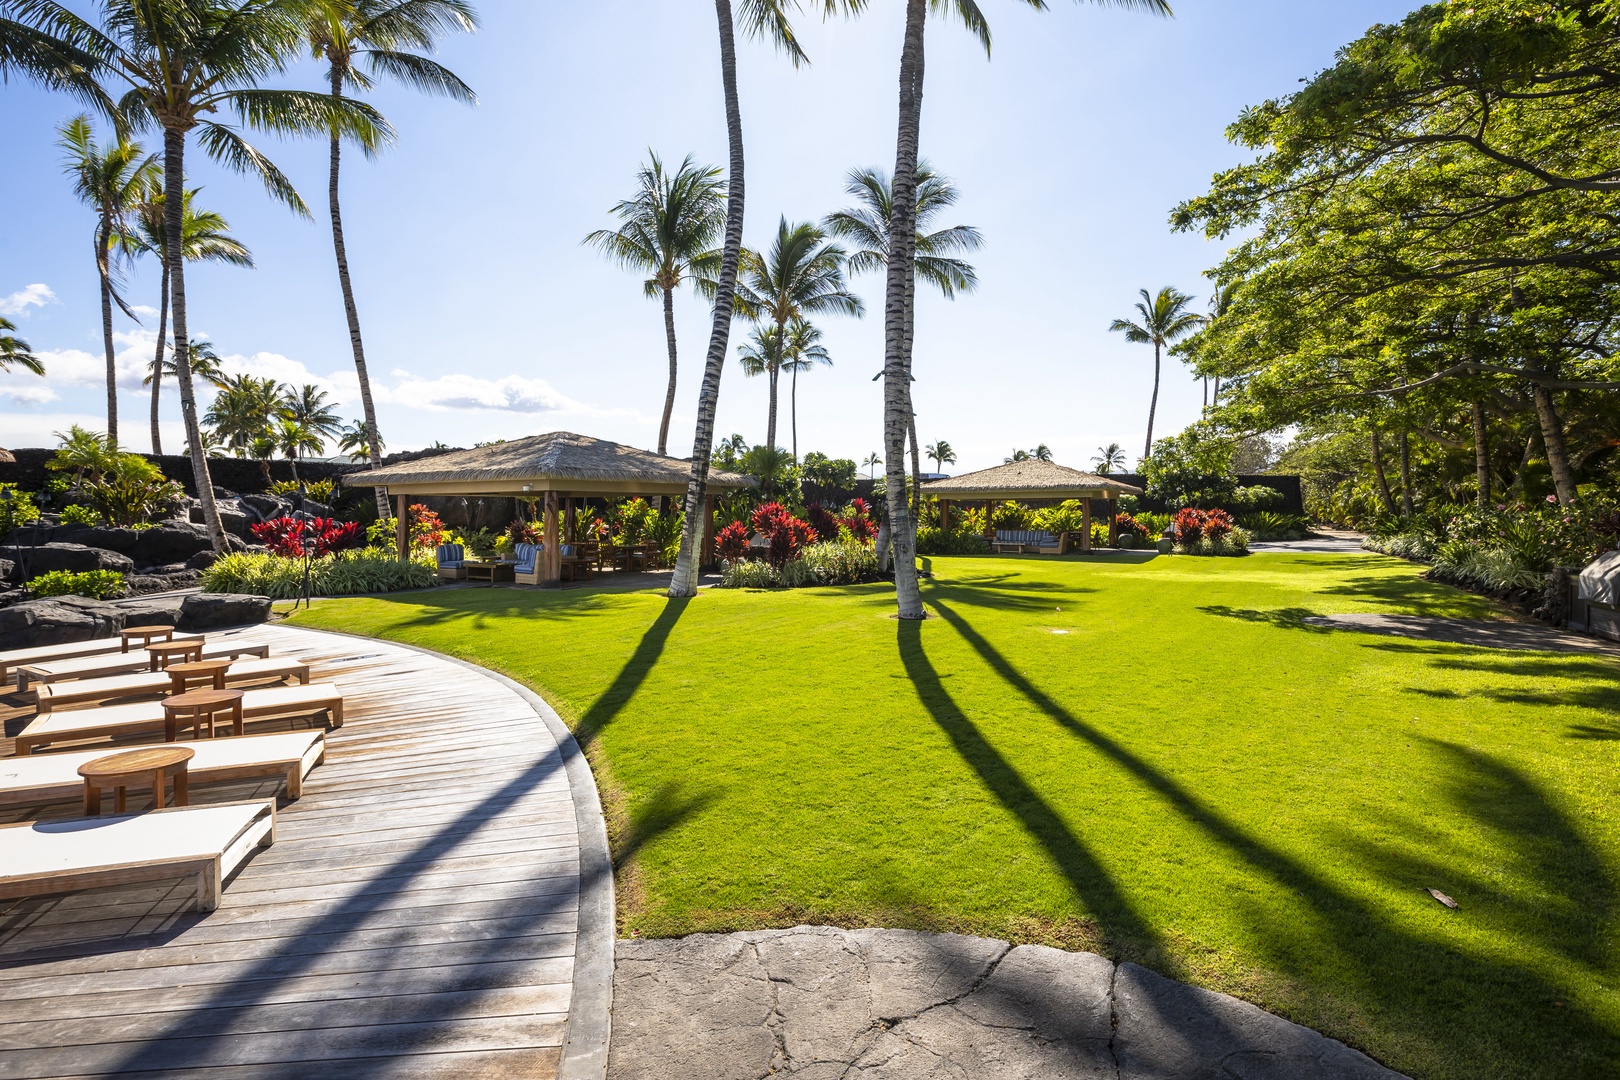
[273,416,323,481]
[925,439,956,473]
[1109,287,1203,461]
[587,152,726,455]
[59,115,159,445]
[736,324,783,445]
[0,317,43,376]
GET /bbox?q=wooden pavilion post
[543,491,562,586]
[1080,498,1092,553]
[1108,498,1119,547]
[984,500,995,541]
[940,499,950,532]
[565,498,576,543]
[701,492,716,570]
[394,495,409,564]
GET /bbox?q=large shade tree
[587,152,726,456]
[1109,286,1202,461]
[310,0,477,518]
[4,0,390,551]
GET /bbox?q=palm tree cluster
[2,0,479,550]
[204,377,344,483]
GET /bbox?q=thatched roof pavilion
[922,459,1143,551]
[346,431,754,582]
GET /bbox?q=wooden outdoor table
[146,639,205,670]
[167,658,233,693]
[120,625,174,652]
[163,688,246,741]
[78,745,194,814]
[463,561,515,584]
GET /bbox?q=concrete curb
[285,622,615,1080]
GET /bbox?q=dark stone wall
[0,447,367,496]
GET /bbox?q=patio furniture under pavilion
[347,431,755,585]
[921,459,1143,552]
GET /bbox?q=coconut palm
[669,0,834,598]
[5,0,392,553]
[862,451,882,479]
[874,0,1172,619]
[338,417,384,461]
[310,0,476,518]
[587,152,726,456]
[1092,443,1126,474]
[205,374,287,458]
[284,383,343,450]
[127,186,253,455]
[146,337,226,391]
[925,439,955,473]
[1110,286,1203,460]
[273,416,323,480]
[59,115,159,445]
[736,324,784,445]
[0,317,44,375]
[779,317,831,462]
[731,218,862,452]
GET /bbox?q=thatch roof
[0,448,13,464]
[922,459,1142,501]
[344,431,755,497]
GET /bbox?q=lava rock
[128,522,217,566]
[238,494,292,523]
[0,596,125,649]
[113,596,184,627]
[0,559,11,583]
[0,543,135,578]
[178,592,271,631]
[124,571,201,595]
[294,498,334,519]
[185,550,219,571]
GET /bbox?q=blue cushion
[560,544,575,558]
[436,542,464,566]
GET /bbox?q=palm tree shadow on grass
[924,592,1616,1075]
[572,596,689,752]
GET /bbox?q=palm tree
[1110,286,1203,460]
[146,337,226,389]
[59,115,158,446]
[126,186,252,455]
[1092,443,1126,474]
[1005,449,1030,463]
[669,0,822,598]
[874,0,1172,619]
[1200,280,1234,409]
[736,324,783,444]
[338,418,384,461]
[779,316,831,462]
[206,374,287,458]
[310,0,477,520]
[273,416,323,481]
[284,383,343,451]
[924,439,955,473]
[862,451,882,480]
[1032,443,1052,462]
[732,217,862,451]
[6,0,392,553]
[587,152,726,456]
[0,317,44,375]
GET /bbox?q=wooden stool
[121,625,174,652]
[168,658,233,693]
[79,746,194,814]
[163,688,245,741]
[146,639,204,671]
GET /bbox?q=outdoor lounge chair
[1,635,198,685]
[992,529,1065,555]
[14,682,344,754]
[16,640,272,692]
[0,730,325,807]
[513,541,542,585]
[0,800,275,912]
[34,657,311,713]
[436,542,468,581]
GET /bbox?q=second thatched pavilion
[921,458,1143,551]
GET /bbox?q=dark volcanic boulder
[0,559,11,583]
[238,494,292,523]
[114,595,185,627]
[219,506,250,537]
[294,498,334,519]
[186,549,219,571]
[48,525,142,553]
[125,571,201,595]
[0,595,125,649]
[0,543,135,578]
[128,522,216,567]
[178,592,271,631]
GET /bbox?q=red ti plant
[1172,507,1206,544]
[750,502,818,567]
[1200,508,1235,541]
[1115,512,1152,539]
[715,520,750,561]
[840,498,879,544]
[805,502,841,540]
[408,504,446,548]
[251,516,362,558]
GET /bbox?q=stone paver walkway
[1302,612,1620,656]
[607,926,1403,1079]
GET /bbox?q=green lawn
[287,552,1620,1080]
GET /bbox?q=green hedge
[201,549,437,599]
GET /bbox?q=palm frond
[196,122,310,218]
[363,48,475,103]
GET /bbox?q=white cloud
[0,382,58,405]
[0,284,56,317]
[378,370,639,418]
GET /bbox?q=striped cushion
[514,542,539,572]
[436,543,464,567]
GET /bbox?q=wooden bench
[16,641,271,691]
[2,635,200,686]
[33,657,311,713]
[0,800,275,912]
[14,682,344,754]
[0,731,326,806]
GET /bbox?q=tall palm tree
[779,316,831,462]
[736,324,783,443]
[1200,279,1234,409]
[862,451,882,479]
[6,0,392,552]
[310,0,477,520]
[586,152,726,456]
[273,416,323,481]
[205,374,287,458]
[669,0,825,598]
[1110,286,1202,460]
[1032,442,1052,462]
[284,383,343,451]
[59,115,158,445]
[127,186,253,455]
[338,417,384,461]
[732,217,862,451]
[924,439,955,473]
[875,0,1172,619]
[1091,443,1125,474]
[0,317,44,375]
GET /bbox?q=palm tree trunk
[149,260,169,455]
[883,0,927,619]
[670,0,747,598]
[790,363,798,462]
[1529,382,1577,505]
[658,284,679,456]
[96,219,118,444]
[328,70,390,521]
[1471,401,1491,508]
[908,411,922,527]
[1144,341,1161,461]
[1369,429,1398,516]
[164,128,226,553]
[766,362,779,450]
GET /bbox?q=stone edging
[286,622,615,1080]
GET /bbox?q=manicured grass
[287,552,1620,1080]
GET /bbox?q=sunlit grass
[288,551,1620,1080]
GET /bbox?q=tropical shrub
[250,516,362,558]
[989,500,1034,530]
[841,498,879,545]
[1185,527,1250,557]
[1136,511,1173,536]
[201,548,437,598]
[409,504,446,548]
[1115,512,1153,539]
[805,502,841,540]
[1173,509,1244,555]
[718,558,779,588]
[1032,500,1089,535]
[59,504,102,526]
[74,453,183,526]
[715,521,750,561]
[1228,485,1284,512]
[28,569,125,599]
[505,518,543,547]
[0,484,41,534]
[268,478,336,502]
[1239,511,1309,541]
[916,527,992,556]
[781,540,878,587]
[751,502,817,567]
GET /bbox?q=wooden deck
[0,623,582,1079]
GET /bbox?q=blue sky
[0,0,1412,474]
